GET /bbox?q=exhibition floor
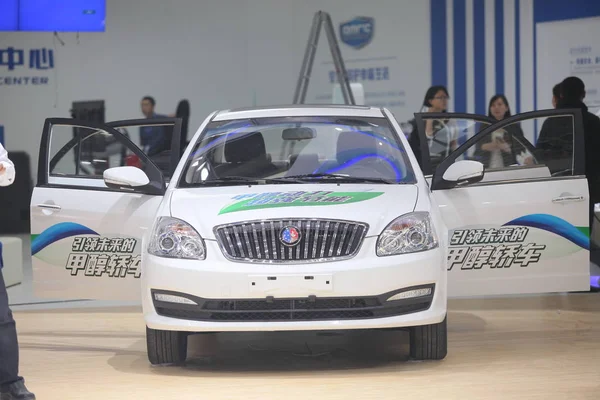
[10,293,599,399]
[7,236,600,399]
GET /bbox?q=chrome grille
[214,219,368,263]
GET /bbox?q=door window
[414,113,494,175]
[448,114,577,184]
[49,124,147,179]
[430,109,585,191]
[107,118,182,179]
[40,118,166,195]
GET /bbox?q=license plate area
[248,274,333,295]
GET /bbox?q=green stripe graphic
[219,191,384,215]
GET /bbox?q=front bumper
[142,238,447,332]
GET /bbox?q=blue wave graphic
[503,214,589,250]
[32,222,99,255]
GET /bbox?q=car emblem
[280,225,302,246]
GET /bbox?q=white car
[30,105,591,365]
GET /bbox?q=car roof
[212,104,387,121]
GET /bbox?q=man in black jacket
[0,143,35,400]
[537,77,600,229]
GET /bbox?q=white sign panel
[536,16,600,116]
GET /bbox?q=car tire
[146,326,188,365]
[409,315,447,360]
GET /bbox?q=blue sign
[340,17,374,49]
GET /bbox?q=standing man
[0,143,35,400]
[139,96,170,156]
[538,77,600,229]
[560,77,600,230]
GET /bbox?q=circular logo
[280,226,302,247]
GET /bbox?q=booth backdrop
[0,0,599,179]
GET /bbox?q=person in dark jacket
[406,86,457,170]
[139,96,169,157]
[537,77,600,228]
[472,94,532,168]
[0,143,35,400]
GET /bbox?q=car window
[49,121,180,181]
[180,116,416,186]
[450,115,575,183]
[109,121,178,179]
[49,124,148,179]
[421,117,492,173]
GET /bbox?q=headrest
[336,130,379,164]
[224,131,267,163]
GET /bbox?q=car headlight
[148,217,206,260]
[376,212,438,256]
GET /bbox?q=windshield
[179,116,416,187]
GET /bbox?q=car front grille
[213,219,368,263]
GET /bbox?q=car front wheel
[146,326,188,365]
[409,315,448,360]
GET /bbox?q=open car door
[412,112,496,177]
[30,117,181,301]
[418,109,590,296]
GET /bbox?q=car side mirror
[103,166,150,189]
[442,160,484,186]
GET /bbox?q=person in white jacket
[0,143,35,400]
[0,144,16,186]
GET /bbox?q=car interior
[183,125,413,185]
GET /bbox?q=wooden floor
[12,293,600,400]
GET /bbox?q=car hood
[169,183,419,240]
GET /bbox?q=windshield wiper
[195,174,394,186]
[196,176,264,185]
[279,173,394,184]
[197,176,309,186]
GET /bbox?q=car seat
[215,131,278,178]
[286,153,321,176]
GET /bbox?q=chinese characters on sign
[569,45,600,74]
[447,227,546,271]
[65,237,141,279]
[329,66,390,84]
[0,47,54,86]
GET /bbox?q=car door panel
[31,188,162,301]
[423,109,589,297]
[434,177,589,296]
[30,118,176,302]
